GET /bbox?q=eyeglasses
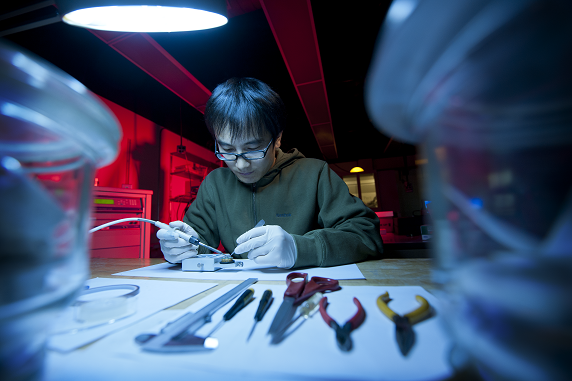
[215,139,274,161]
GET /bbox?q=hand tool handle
[377,292,397,320]
[347,297,366,330]
[318,296,335,327]
[284,272,308,298]
[224,288,254,321]
[319,296,366,331]
[296,276,341,304]
[254,289,273,322]
[179,232,223,254]
[405,295,430,325]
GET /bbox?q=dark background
[1,0,417,164]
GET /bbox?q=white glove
[234,225,297,268]
[157,221,199,263]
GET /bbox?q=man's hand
[234,225,296,268]
[157,221,199,263]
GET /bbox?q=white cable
[89,218,155,233]
[89,217,222,254]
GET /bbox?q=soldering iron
[89,218,223,254]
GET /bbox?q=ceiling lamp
[350,167,364,173]
[57,0,228,33]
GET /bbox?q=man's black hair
[204,77,285,142]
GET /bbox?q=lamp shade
[57,0,228,32]
[350,166,364,173]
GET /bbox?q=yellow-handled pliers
[376,292,431,356]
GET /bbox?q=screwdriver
[247,289,274,341]
[206,288,254,337]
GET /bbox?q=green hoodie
[184,148,383,268]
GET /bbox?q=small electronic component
[182,254,244,272]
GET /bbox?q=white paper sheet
[112,260,366,280]
[47,278,217,352]
[46,284,453,381]
[45,311,300,381]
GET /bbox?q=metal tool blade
[136,332,219,352]
[276,291,323,334]
[247,321,258,341]
[335,323,353,352]
[138,277,257,352]
[205,319,225,338]
[269,293,323,345]
[267,297,296,336]
[394,316,415,356]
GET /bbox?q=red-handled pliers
[319,296,366,352]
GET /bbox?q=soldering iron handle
[154,221,195,243]
[153,221,171,230]
[154,220,222,253]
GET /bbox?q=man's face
[216,129,282,184]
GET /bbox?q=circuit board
[196,254,228,259]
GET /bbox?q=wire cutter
[377,292,431,356]
[319,296,366,352]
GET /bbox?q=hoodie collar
[252,148,304,188]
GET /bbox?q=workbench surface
[90,257,436,309]
[84,258,478,381]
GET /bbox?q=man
[158,77,383,268]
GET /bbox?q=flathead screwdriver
[206,288,254,337]
[247,289,274,341]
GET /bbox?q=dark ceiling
[1,0,417,164]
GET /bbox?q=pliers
[377,292,431,356]
[319,296,366,352]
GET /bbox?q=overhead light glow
[386,0,418,24]
[350,167,364,173]
[62,6,228,33]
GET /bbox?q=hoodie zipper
[251,184,257,225]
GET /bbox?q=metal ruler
[136,278,258,352]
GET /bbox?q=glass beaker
[365,0,572,379]
[0,40,120,381]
